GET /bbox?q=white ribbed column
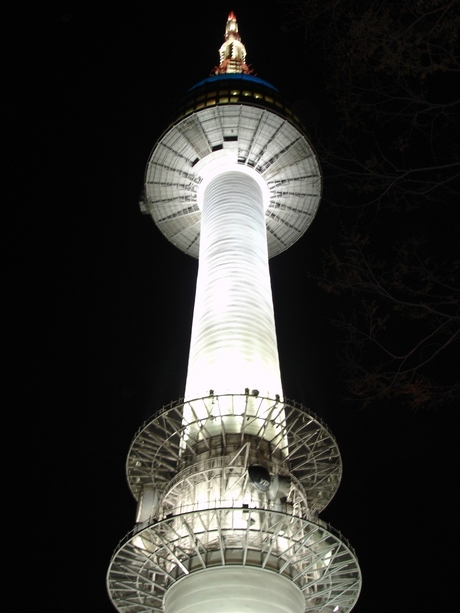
[164,567,305,613]
[184,170,283,401]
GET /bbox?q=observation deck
[140,73,322,259]
[125,394,342,514]
[107,394,361,613]
[108,507,361,613]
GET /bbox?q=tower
[107,12,361,613]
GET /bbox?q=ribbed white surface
[184,171,282,402]
[164,567,305,613]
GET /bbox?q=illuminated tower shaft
[107,13,361,613]
[185,169,281,402]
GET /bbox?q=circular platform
[126,395,341,514]
[142,99,321,258]
[107,507,361,613]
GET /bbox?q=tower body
[107,13,361,613]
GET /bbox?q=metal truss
[126,394,342,514]
[107,507,361,613]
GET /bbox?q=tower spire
[215,11,251,74]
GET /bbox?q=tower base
[164,566,305,613]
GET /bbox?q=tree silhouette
[284,0,460,408]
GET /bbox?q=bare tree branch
[284,0,460,409]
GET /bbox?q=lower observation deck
[107,507,361,613]
[126,394,342,514]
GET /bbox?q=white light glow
[196,154,271,212]
[182,169,284,446]
[185,170,283,403]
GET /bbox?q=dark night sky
[7,2,458,612]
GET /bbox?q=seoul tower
[107,12,361,613]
